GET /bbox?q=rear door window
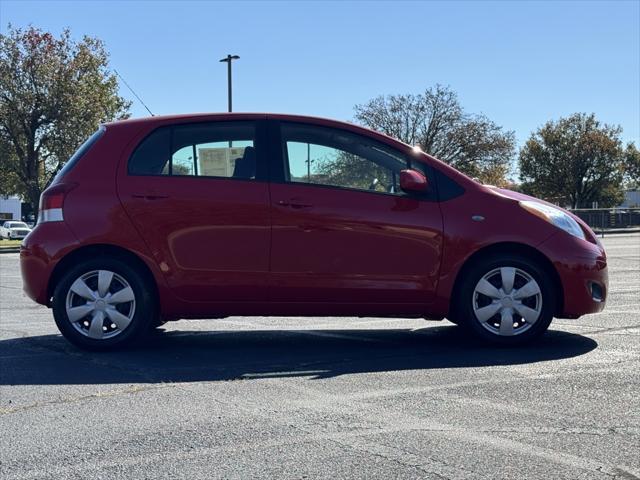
[128,122,257,179]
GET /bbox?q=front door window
[281,123,408,194]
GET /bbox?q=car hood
[484,186,599,242]
[485,186,565,210]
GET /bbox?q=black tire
[453,253,555,345]
[150,316,168,331]
[446,316,460,325]
[52,257,157,351]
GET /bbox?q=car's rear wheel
[454,253,555,345]
[52,258,157,350]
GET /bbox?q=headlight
[520,200,585,240]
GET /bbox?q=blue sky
[1,0,639,148]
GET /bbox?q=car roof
[103,113,412,150]
[106,112,355,128]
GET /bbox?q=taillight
[38,183,77,223]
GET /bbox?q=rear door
[268,120,444,309]
[117,119,271,303]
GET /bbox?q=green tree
[0,25,130,216]
[623,143,640,190]
[353,85,516,185]
[519,113,627,209]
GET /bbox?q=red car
[20,113,607,350]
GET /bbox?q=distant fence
[570,208,640,231]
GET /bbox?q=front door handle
[277,199,313,209]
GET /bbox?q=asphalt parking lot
[0,234,638,479]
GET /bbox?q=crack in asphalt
[323,436,459,480]
[273,378,640,479]
[0,383,177,416]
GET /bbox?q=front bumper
[538,232,608,318]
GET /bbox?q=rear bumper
[20,222,80,305]
[538,232,608,319]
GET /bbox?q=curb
[0,248,20,254]
[593,229,640,235]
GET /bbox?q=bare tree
[354,85,515,185]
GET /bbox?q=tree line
[355,90,639,208]
[1,26,638,216]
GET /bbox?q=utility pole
[219,54,240,112]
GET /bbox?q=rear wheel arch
[48,244,159,305]
[449,242,564,319]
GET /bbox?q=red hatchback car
[21,113,607,350]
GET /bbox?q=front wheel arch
[448,242,563,321]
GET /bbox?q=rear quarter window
[54,126,106,182]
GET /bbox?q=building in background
[0,196,21,221]
[620,191,640,208]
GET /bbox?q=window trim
[127,120,267,181]
[277,176,420,199]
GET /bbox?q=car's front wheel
[454,253,555,345]
[52,258,157,350]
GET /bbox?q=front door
[117,119,271,303]
[269,121,443,309]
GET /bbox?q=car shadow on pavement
[0,325,597,385]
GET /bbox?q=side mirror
[399,169,429,193]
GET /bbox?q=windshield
[6,222,28,229]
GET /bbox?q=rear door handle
[132,193,169,200]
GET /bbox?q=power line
[113,69,154,116]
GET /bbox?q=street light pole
[219,54,240,112]
[306,142,312,181]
